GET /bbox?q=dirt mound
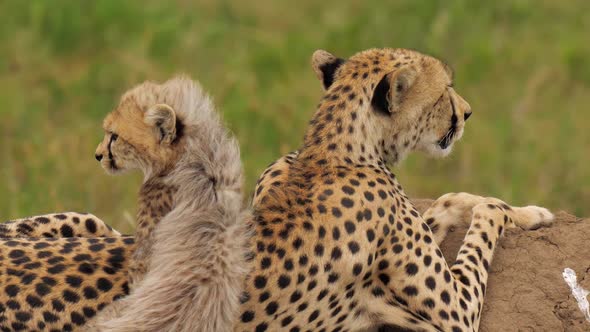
[381,199,590,332]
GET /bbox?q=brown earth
[380,199,590,332]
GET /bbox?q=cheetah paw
[512,205,555,230]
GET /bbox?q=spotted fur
[1,213,120,238]
[240,48,554,332]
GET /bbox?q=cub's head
[95,80,186,178]
[311,48,472,161]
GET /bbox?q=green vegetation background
[1,1,589,233]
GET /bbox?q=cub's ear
[145,103,177,144]
[311,49,345,90]
[371,66,418,115]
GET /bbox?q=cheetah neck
[299,90,412,167]
[135,177,178,241]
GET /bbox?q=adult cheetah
[240,48,553,332]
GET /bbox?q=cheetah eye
[111,133,118,141]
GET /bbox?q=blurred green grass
[1,0,589,233]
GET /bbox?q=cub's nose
[464,112,472,121]
[95,154,103,162]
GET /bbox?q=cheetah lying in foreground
[0,48,554,332]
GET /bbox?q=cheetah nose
[95,154,103,162]
[464,112,472,121]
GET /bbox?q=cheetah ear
[145,103,177,145]
[371,66,418,115]
[311,49,346,90]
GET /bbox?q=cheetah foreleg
[422,192,554,244]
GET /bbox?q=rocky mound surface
[380,199,590,332]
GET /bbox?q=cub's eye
[111,133,118,141]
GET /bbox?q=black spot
[347,241,360,254]
[425,277,436,290]
[89,243,105,252]
[65,275,83,288]
[71,311,86,325]
[299,255,308,266]
[96,278,113,292]
[43,311,59,323]
[378,273,390,285]
[341,198,354,208]
[278,275,291,289]
[34,242,50,249]
[259,291,270,302]
[318,226,326,238]
[344,221,356,234]
[372,287,385,297]
[83,286,98,299]
[9,249,25,259]
[332,207,342,218]
[282,315,294,327]
[35,283,51,297]
[405,263,419,276]
[60,224,74,237]
[284,259,294,271]
[47,264,66,274]
[254,276,267,289]
[83,307,96,319]
[260,257,271,269]
[352,263,363,276]
[62,289,80,303]
[5,284,19,297]
[402,285,418,296]
[363,209,372,221]
[266,301,279,315]
[366,229,375,242]
[462,288,472,301]
[297,302,308,312]
[26,294,44,308]
[341,186,355,195]
[255,322,268,332]
[441,290,451,304]
[6,300,20,310]
[309,265,319,276]
[315,244,325,257]
[317,289,329,301]
[332,227,341,240]
[290,290,303,303]
[328,273,339,283]
[331,247,342,260]
[78,262,95,274]
[73,254,92,262]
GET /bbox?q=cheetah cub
[85,76,252,331]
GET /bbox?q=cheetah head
[311,48,472,161]
[94,80,185,178]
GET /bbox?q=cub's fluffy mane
[94,76,251,332]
